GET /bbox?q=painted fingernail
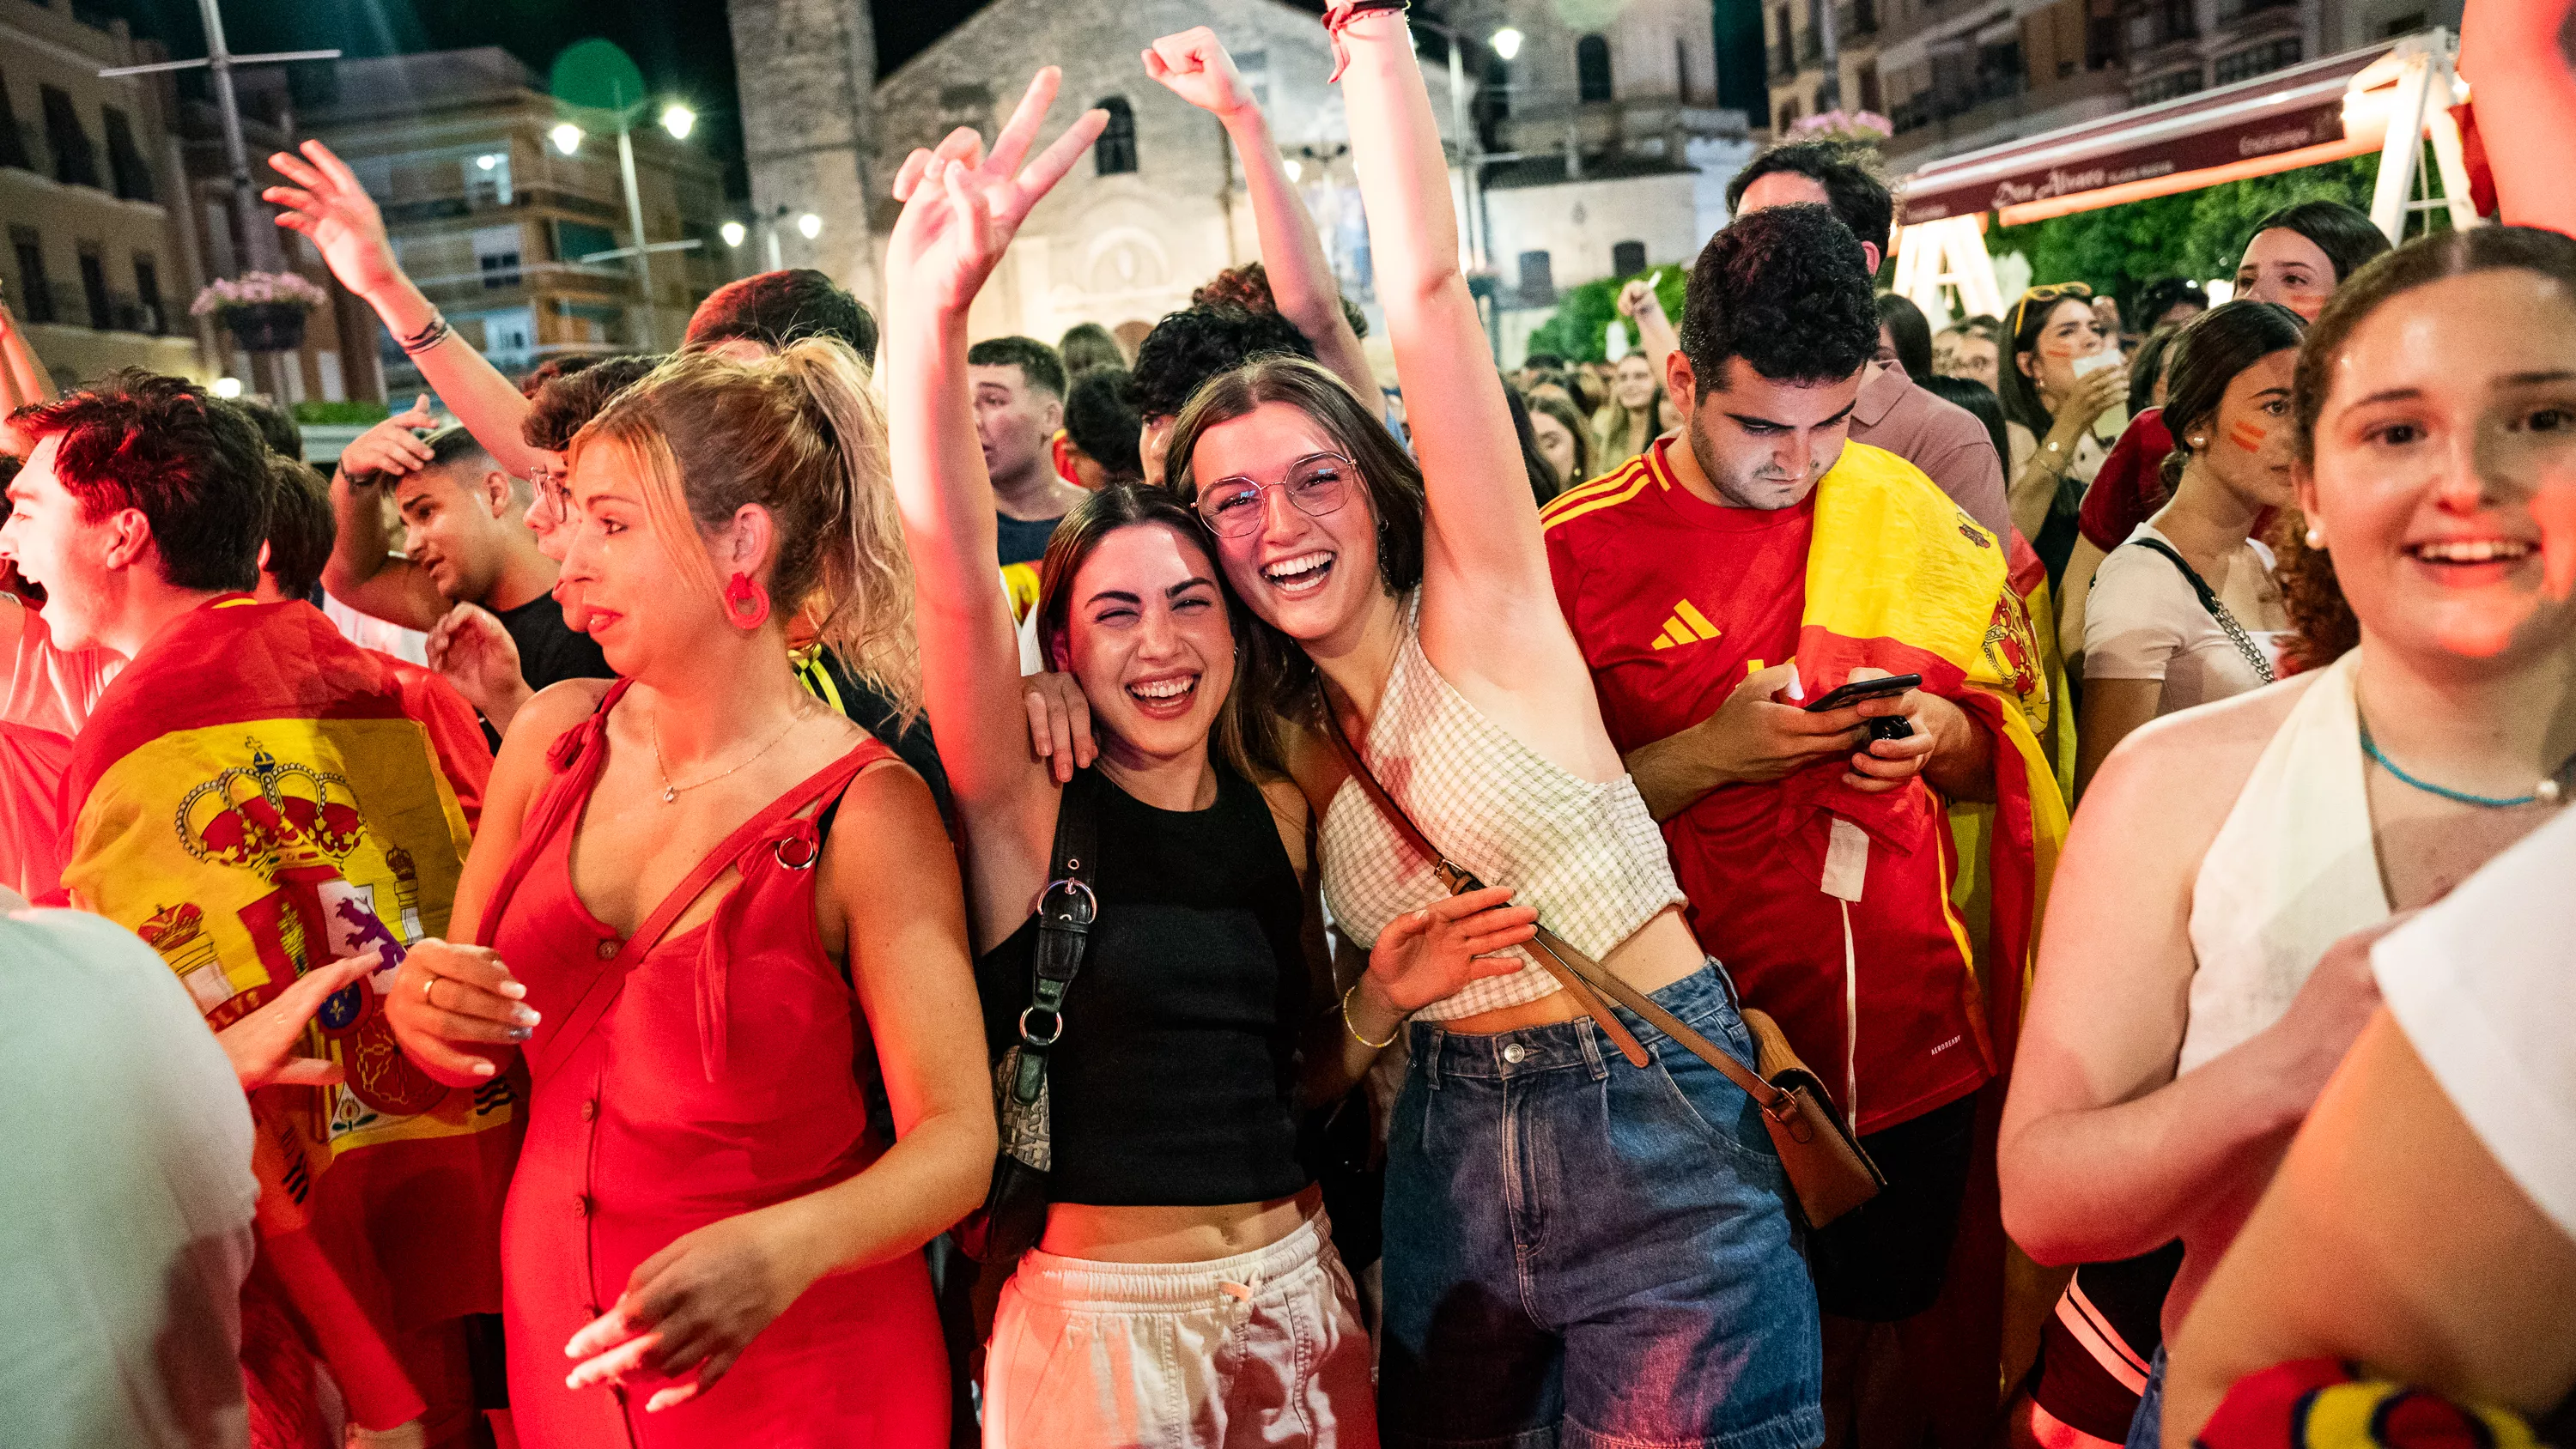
[498,981,528,999]
[513,1007,541,1027]
[471,1060,496,1076]
[508,1027,532,1043]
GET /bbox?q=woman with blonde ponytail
[381,339,995,1447]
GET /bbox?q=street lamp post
[720,208,821,275]
[99,0,340,397]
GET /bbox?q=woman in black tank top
[878,73,1529,1446]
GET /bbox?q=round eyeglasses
[1194,452,1356,537]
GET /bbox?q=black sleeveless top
[975,763,1311,1207]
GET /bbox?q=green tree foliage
[1984,155,2388,312]
[1522,264,1689,363]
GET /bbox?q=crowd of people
[3,8,2573,1449]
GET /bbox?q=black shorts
[1803,1091,1980,1321]
[2026,1244,2185,1442]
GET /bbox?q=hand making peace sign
[884,68,1108,316]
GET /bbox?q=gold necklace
[651,707,809,804]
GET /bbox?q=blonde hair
[569,339,920,716]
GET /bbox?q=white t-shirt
[2083,524,2288,714]
[2372,807,2576,1243]
[0,906,258,1448]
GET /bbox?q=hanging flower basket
[191,271,332,354]
[1785,109,1896,150]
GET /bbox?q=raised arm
[2461,0,2576,233]
[0,289,54,427]
[320,397,448,632]
[1145,28,1379,408]
[265,141,545,478]
[1334,11,1595,700]
[881,71,1106,934]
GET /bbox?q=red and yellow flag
[59,596,512,1428]
[1788,446,2072,1069]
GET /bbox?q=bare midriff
[1039,1182,1321,1264]
[1439,906,1704,1035]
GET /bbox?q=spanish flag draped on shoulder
[1790,449,2072,1066]
[58,594,513,1429]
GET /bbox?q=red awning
[1895,39,2399,225]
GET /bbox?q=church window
[1094,96,1138,176]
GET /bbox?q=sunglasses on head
[2013,282,2097,335]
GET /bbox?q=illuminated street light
[1284,157,1303,183]
[476,152,500,171]
[211,376,244,399]
[659,104,696,140]
[797,212,823,239]
[550,122,583,155]
[1491,27,1524,60]
[720,220,747,247]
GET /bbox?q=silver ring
[421,973,438,1007]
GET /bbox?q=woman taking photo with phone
[2000,224,2576,1449]
[1162,10,1820,1446]
[878,61,1532,1446]
[380,342,994,1446]
[2000,283,2127,577]
[2075,301,2304,797]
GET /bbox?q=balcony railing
[2214,0,2299,20]
[15,280,168,335]
[1838,0,1881,39]
[1771,41,1799,80]
[377,185,625,227]
[1798,29,1824,68]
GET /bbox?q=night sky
[97,0,1011,197]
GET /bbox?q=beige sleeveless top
[2178,650,2391,1075]
[1318,595,1686,1022]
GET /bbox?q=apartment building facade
[299,48,734,396]
[0,0,202,390]
[1774,0,2471,172]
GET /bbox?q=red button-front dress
[478,682,947,1446]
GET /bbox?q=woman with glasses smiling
[878,68,1519,1446]
[1155,9,1821,1446]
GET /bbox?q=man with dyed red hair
[3,369,506,1449]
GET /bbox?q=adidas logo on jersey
[1651,599,1721,650]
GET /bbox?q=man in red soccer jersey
[1542,204,2066,1449]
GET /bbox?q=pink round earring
[723,571,770,629]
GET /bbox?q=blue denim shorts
[1378,961,1825,1449]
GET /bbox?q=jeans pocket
[1646,1040,1787,1177]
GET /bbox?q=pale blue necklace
[2357,718,2566,809]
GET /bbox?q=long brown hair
[2281,225,2576,672]
[1034,482,1279,779]
[1997,284,2095,436]
[1162,355,1427,734]
[570,338,920,715]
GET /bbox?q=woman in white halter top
[1151,13,1820,1449]
[1999,225,2576,1449]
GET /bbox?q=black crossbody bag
[956,774,1098,1335]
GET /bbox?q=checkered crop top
[1318,594,1686,1022]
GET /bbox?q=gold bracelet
[1341,981,1402,1049]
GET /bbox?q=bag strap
[1322,706,1680,1076]
[2129,536,2275,685]
[1003,773,1100,1108]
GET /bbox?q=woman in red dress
[383,342,994,1446]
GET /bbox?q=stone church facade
[730,0,1458,346]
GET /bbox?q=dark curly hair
[1063,367,1143,482]
[1127,305,1318,421]
[1193,260,1371,343]
[2277,224,2576,673]
[1678,203,1878,392]
[1724,140,1893,257]
[683,268,878,365]
[523,355,661,452]
[11,368,270,591]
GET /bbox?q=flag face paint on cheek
[2227,421,2268,452]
